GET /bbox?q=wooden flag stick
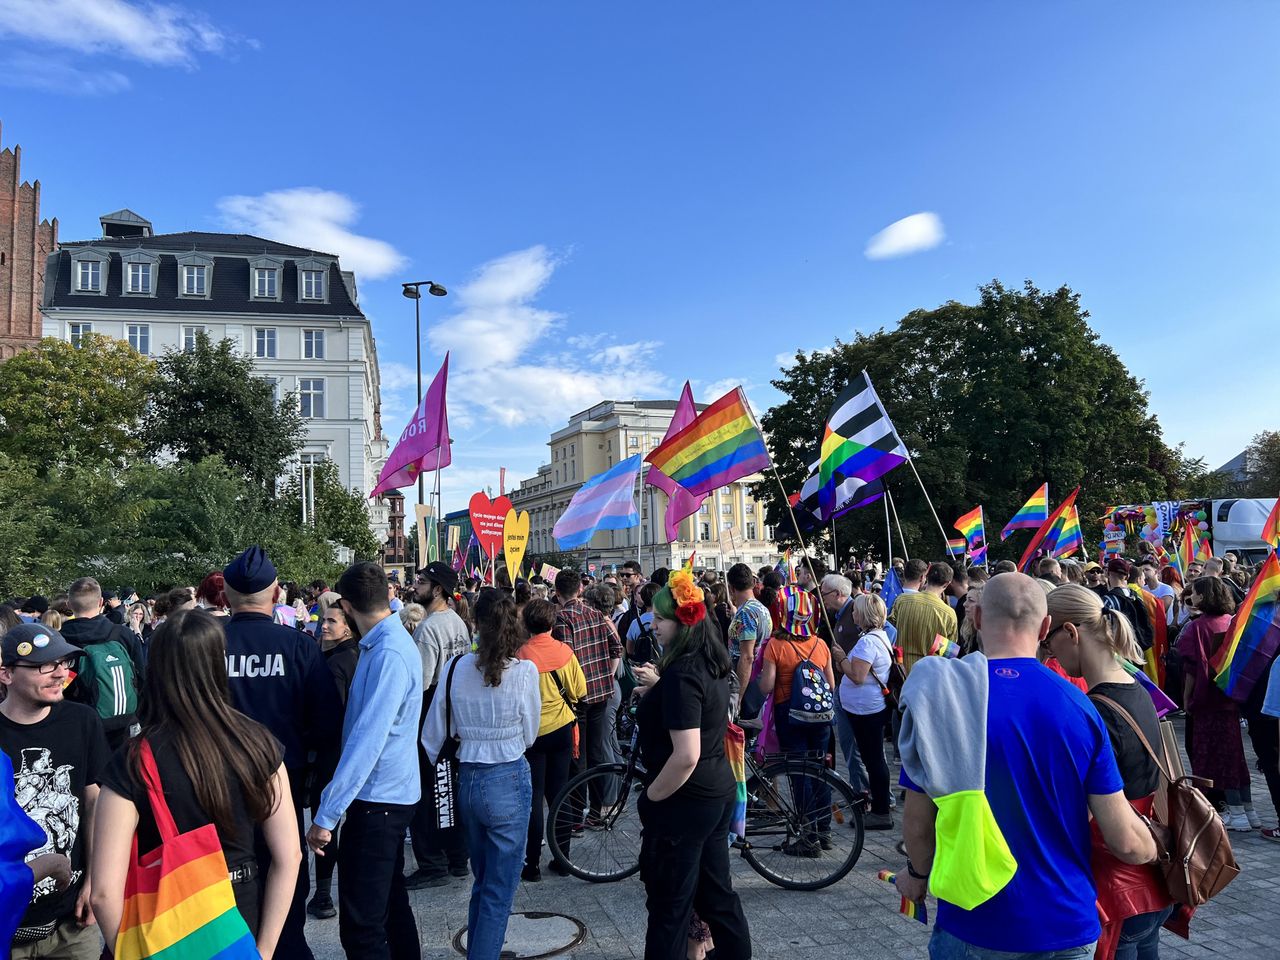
[887,488,910,562]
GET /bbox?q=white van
[1210,498,1278,566]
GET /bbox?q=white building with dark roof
[41,209,391,543]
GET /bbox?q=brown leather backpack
[1092,695,1240,907]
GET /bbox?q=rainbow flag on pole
[1210,551,1280,703]
[954,506,984,544]
[645,388,770,497]
[1019,487,1080,572]
[946,538,968,557]
[1051,505,1084,558]
[1002,483,1049,540]
[1262,498,1280,551]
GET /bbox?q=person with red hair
[196,571,230,617]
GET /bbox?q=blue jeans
[460,757,533,960]
[773,709,832,840]
[1114,906,1174,960]
[833,703,868,793]
[930,928,1094,960]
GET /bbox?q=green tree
[0,335,156,469]
[0,453,64,596]
[279,459,382,561]
[760,281,1184,562]
[143,333,304,487]
[1239,430,1280,498]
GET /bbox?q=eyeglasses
[11,658,75,674]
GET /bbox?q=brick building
[0,123,58,358]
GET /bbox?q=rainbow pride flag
[1002,483,1049,540]
[877,870,928,924]
[1211,551,1280,703]
[645,387,770,497]
[1051,505,1084,558]
[946,538,967,557]
[954,506,984,543]
[1262,499,1280,551]
[725,723,747,839]
[1019,487,1080,572]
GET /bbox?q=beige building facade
[510,399,778,572]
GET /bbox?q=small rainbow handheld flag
[877,870,928,924]
[946,538,967,557]
[1211,551,1280,703]
[930,635,960,659]
[725,723,747,840]
[1002,484,1049,540]
[645,387,770,497]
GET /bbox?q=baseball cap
[1083,561,1102,573]
[1105,557,1131,575]
[1,623,84,666]
[22,595,49,615]
[417,560,458,595]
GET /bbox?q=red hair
[196,571,228,609]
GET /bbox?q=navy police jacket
[223,612,342,771]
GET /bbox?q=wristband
[906,860,930,881]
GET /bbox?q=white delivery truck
[1209,498,1278,566]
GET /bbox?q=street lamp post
[401,280,448,508]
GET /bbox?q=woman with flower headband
[632,569,751,959]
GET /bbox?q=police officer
[223,545,341,960]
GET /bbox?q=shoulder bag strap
[137,739,180,842]
[864,630,893,689]
[1090,693,1171,783]
[550,668,575,709]
[444,654,462,742]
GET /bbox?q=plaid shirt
[553,598,622,704]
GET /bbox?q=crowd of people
[0,539,1275,960]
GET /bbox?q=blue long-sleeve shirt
[314,612,424,829]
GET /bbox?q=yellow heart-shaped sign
[503,508,530,581]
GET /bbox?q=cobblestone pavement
[307,721,1280,959]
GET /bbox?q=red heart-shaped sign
[469,492,513,561]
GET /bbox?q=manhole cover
[452,911,586,958]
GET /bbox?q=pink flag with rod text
[646,381,707,542]
[370,353,451,498]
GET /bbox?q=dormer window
[255,267,278,298]
[177,252,213,299]
[77,260,101,292]
[126,262,152,294]
[72,250,109,294]
[249,256,283,301]
[296,257,329,302]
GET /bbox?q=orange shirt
[765,634,832,704]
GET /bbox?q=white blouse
[422,654,540,765]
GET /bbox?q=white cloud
[217,188,407,280]
[426,245,668,427]
[0,0,239,66]
[0,52,130,95]
[379,361,419,393]
[864,212,945,260]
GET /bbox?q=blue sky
[3,1,1276,515]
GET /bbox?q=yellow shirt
[888,590,957,676]
[517,632,588,737]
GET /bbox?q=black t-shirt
[635,654,734,802]
[0,701,109,928]
[1089,681,1162,800]
[101,733,283,870]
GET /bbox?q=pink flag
[646,381,707,542]
[370,354,451,498]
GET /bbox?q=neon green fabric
[929,789,1018,910]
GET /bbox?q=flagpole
[887,488,910,561]
[980,505,990,571]
[883,490,894,570]
[635,458,644,568]
[830,519,838,571]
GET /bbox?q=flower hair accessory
[667,569,706,626]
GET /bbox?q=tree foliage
[758,281,1185,562]
[0,335,156,469]
[279,460,382,561]
[143,332,304,487]
[1237,431,1280,498]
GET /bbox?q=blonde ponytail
[1046,583,1143,665]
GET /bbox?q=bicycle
[547,716,865,890]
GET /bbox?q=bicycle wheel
[741,758,864,890]
[547,763,642,882]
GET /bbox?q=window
[299,379,325,419]
[182,325,205,352]
[721,520,734,530]
[76,260,101,292]
[745,503,756,516]
[69,322,93,347]
[721,503,733,515]
[303,329,325,359]
[629,435,639,448]
[700,523,711,541]
[126,261,152,294]
[254,327,277,359]
[262,377,280,403]
[700,503,710,515]
[746,521,758,540]
[300,452,327,467]
[183,265,207,296]
[301,269,325,300]
[570,444,575,456]
[127,324,150,355]
[254,267,278,298]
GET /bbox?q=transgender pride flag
[553,455,642,550]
